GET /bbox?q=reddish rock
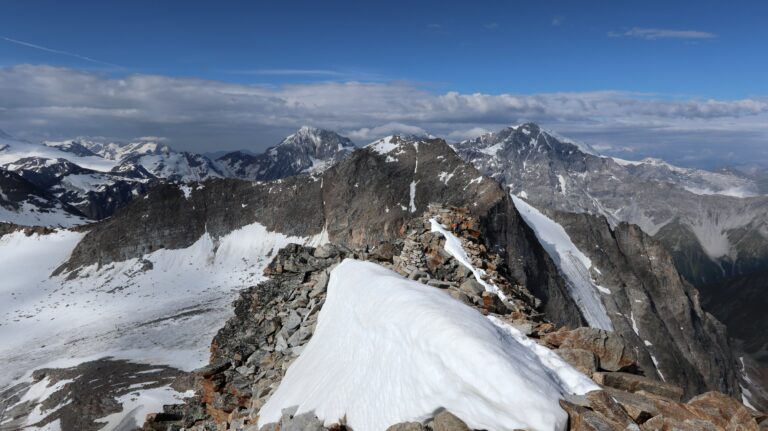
[592,372,684,402]
[557,348,598,375]
[544,327,637,372]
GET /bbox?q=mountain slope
[0,169,88,227]
[453,122,768,285]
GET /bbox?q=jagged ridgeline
[0,128,765,430]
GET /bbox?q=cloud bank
[0,65,766,168]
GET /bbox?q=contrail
[1,36,124,69]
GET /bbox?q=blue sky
[0,0,767,168]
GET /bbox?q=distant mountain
[71,138,225,182]
[0,168,87,227]
[0,128,358,227]
[216,126,355,180]
[453,122,768,286]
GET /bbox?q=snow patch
[367,136,399,155]
[409,181,418,213]
[95,386,193,430]
[258,259,597,431]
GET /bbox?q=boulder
[559,399,625,430]
[386,422,427,431]
[459,279,485,296]
[603,387,659,423]
[557,348,598,375]
[585,390,637,429]
[544,328,636,372]
[431,411,471,431]
[592,372,684,401]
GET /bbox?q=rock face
[59,136,558,290]
[216,127,356,181]
[453,122,768,285]
[551,211,741,399]
[452,124,768,368]
[453,124,755,397]
[0,128,356,225]
[143,207,763,431]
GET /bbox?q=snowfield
[259,259,597,431]
[0,222,325,429]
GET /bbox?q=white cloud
[609,27,717,40]
[0,65,766,168]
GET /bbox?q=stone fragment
[585,390,637,429]
[556,348,598,375]
[559,399,624,431]
[592,372,684,402]
[459,279,484,296]
[431,411,470,431]
[386,422,427,431]
[314,244,338,259]
[544,328,637,372]
[603,387,659,424]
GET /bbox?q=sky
[0,0,766,169]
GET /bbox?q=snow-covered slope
[511,195,613,330]
[0,223,326,386]
[216,126,355,180]
[118,151,224,182]
[0,222,328,431]
[0,135,117,172]
[77,139,173,161]
[259,259,597,431]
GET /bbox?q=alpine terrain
[1,127,766,431]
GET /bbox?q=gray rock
[282,310,302,332]
[314,244,339,259]
[431,411,470,431]
[459,279,484,296]
[386,422,426,431]
[268,406,324,431]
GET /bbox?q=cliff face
[553,211,741,397]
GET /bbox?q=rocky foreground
[141,206,766,431]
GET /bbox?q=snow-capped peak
[278,127,355,152]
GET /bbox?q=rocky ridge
[143,206,765,431]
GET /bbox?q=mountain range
[1,124,766,430]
